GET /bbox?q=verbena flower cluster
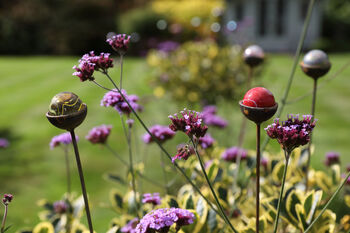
[142,193,161,206]
[198,133,215,149]
[265,114,316,153]
[73,51,113,82]
[221,146,248,162]
[106,34,131,55]
[50,132,78,149]
[121,218,139,233]
[143,125,175,144]
[0,138,9,148]
[53,200,69,214]
[172,144,194,163]
[101,89,143,116]
[2,194,13,205]
[86,125,112,144]
[201,105,228,128]
[169,109,208,139]
[324,151,340,167]
[135,208,195,233]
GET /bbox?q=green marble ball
[48,92,84,116]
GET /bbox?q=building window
[276,0,285,35]
[258,0,267,36]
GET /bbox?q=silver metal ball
[302,49,330,69]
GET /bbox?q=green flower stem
[261,0,316,151]
[160,151,170,194]
[63,145,71,195]
[305,78,318,192]
[304,171,350,233]
[70,130,94,233]
[273,150,290,233]
[121,116,139,217]
[105,143,164,188]
[93,77,224,221]
[1,204,8,233]
[191,138,238,233]
[119,55,124,89]
[256,124,261,233]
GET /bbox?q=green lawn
[0,54,349,232]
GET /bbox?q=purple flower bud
[127,119,135,128]
[221,147,247,162]
[86,125,112,144]
[121,218,139,233]
[2,194,13,205]
[106,34,131,55]
[143,125,175,144]
[50,132,78,149]
[53,200,69,214]
[0,138,9,148]
[142,193,161,206]
[324,151,340,167]
[172,144,194,163]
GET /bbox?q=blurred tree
[0,0,116,54]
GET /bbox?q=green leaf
[185,195,195,209]
[105,173,126,185]
[306,190,322,224]
[296,204,308,230]
[110,190,123,210]
[207,209,217,232]
[168,197,179,208]
[285,190,302,224]
[217,186,227,202]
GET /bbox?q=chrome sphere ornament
[300,49,331,80]
[46,92,87,131]
[243,45,265,67]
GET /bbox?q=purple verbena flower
[143,125,175,144]
[135,208,195,233]
[221,146,247,162]
[261,157,268,170]
[265,114,316,153]
[201,105,228,128]
[0,138,9,148]
[324,151,340,167]
[106,34,131,55]
[169,109,208,139]
[2,194,13,205]
[121,218,139,233]
[127,119,135,128]
[142,193,161,206]
[53,200,69,214]
[172,144,194,163]
[198,133,215,149]
[50,132,78,149]
[73,60,95,82]
[86,125,112,144]
[101,89,143,116]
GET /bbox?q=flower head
[142,193,161,206]
[50,132,78,149]
[53,200,69,214]
[324,151,340,167]
[265,114,316,153]
[2,194,13,205]
[73,51,114,82]
[0,138,9,148]
[121,218,139,233]
[143,125,175,144]
[135,208,195,233]
[198,133,215,149]
[86,125,112,144]
[201,105,228,128]
[221,146,248,162]
[107,34,131,55]
[101,89,143,116]
[172,144,194,163]
[169,109,208,139]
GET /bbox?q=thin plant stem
[191,138,238,233]
[273,150,290,233]
[63,145,71,195]
[70,130,94,233]
[256,124,261,233]
[94,75,225,220]
[105,143,164,188]
[304,171,350,232]
[119,55,124,89]
[121,117,139,217]
[305,78,318,192]
[1,204,8,233]
[160,151,170,194]
[261,0,316,151]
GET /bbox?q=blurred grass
[0,53,349,232]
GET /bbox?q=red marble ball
[242,87,275,107]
